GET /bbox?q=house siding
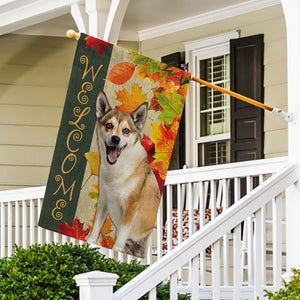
[0,5,286,190]
[0,35,139,190]
[140,4,288,161]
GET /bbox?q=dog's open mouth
[105,143,126,164]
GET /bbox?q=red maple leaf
[58,217,89,241]
[141,134,165,193]
[85,36,112,56]
[168,70,184,85]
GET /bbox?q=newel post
[74,271,119,300]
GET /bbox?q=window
[198,54,230,166]
[185,31,239,167]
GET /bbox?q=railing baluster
[30,199,35,245]
[254,208,263,299]
[166,184,173,252]
[15,200,20,247]
[22,200,27,248]
[177,184,183,285]
[156,198,163,259]
[233,224,242,300]
[45,229,51,244]
[199,181,206,286]
[187,182,193,234]
[7,201,12,256]
[37,198,43,244]
[246,176,254,285]
[191,255,199,300]
[148,287,156,300]
[222,178,229,286]
[146,235,152,265]
[170,271,178,300]
[1,202,5,258]
[273,194,283,290]
[234,177,240,203]
[210,180,216,218]
[261,203,267,286]
[212,241,221,300]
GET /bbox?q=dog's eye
[106,123,113,130]
[122,128,130,135]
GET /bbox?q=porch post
[74,271,119,300]
[281,0,300,272]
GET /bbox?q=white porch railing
[0,156,293,299]
[97,160,295,300]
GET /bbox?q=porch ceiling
[0,0,281,41]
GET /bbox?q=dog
[87,90,161,258]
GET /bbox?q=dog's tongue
[107,147,118,164]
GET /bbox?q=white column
[281,0,300,272]
[85,0,111,39]
[74,271,119,300]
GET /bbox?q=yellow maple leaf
[135,63,151,81]
[150,119,179,169]
[115,82,147,113]
[84,152,100,176]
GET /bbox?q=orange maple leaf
[100,236,115,249]
[115,82,147,113]
[100,217,114,235]
[150,119,179,169]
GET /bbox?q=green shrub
[0,243,190,300]
[264,268,300,299]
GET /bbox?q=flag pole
[66,29,293,122]
[191,76,292,122]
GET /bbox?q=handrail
[165,156,288,184]
[0,186,46,202]
[0,157,287,202]
[114,162,298,300]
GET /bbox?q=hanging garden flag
[38,33,191,258]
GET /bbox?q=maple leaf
[85,36,112,56]
[135,63,151,81]
[100,217,114,235]
[58,217,89,241]
[115,82,147,113]
[180,71,192,85]
[85,152,100,176]
[141,134,165,193]
[150,160,167,193]
[129,50,152,65]
[100,236,115,249]
[156,91,184,124]
[106,62,135,85]
[88,184,99,202]
[150,120,179,169]
[168,70,185,86]
[177,83,189,97]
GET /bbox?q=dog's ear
[131,102,148,131]
[96,90,112,119]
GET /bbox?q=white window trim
[185,31,239,167]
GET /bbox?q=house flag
[38,33,191,258]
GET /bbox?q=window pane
[199,54,230,138]
[198,140,230,167]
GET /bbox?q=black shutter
[161,52,185,169]
[230,34,264,162]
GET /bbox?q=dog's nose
[111,135,120,145]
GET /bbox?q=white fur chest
[99,143,145,227]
